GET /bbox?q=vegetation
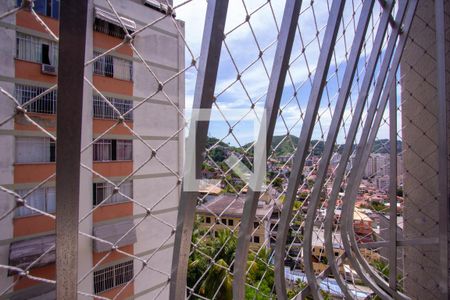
[188,219,276,299]
[370,201,387,212]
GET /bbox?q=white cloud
[174,0,384,144]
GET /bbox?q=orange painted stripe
[93,119,133,136]
[16,10,59,37]
[14,113,56,132]
[13,214,55,237]
[99,281,134,300]
[93,31,133,56]
[93,201,133,223]
[93,245,134,266]
[15,60,57,84]
[93,75,133,96]
[93,161,133,178]
[14,163,55,184]
[14,264,55,291]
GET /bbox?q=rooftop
[196,194,274,219]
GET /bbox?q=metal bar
[322,1,395,298]
[330,0,409,297]
[232,1,302,298]
[274,1,346,299]
[55,0,89,299]
[360,237,440,248]
[340,2,417,299]
[388,77,397,290]
[435,0,449,297]
[169,1,229,299]
[301,1,376,299]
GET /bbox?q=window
[205,217,211,224]
[93,95,133,120]
[16,137,55,163]
[228,219,234,226]
[93,52,133,81]
[252,236,260,243]
[116,140,133,161]
[15,187,56,217]
[93,181,133,206]
[253,222,259,229]
[17,0,59,18]
[16,32,58,66]
[94,18,130,39]
[93,260,133,294]
[214,231,219,238]
[15,84,57,114]
[93,139,132,161]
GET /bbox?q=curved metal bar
[301,0,376,299]
[341,1,417,299]
[169,1,229,299]
[273,1,346,299]
[232,1,303,299]
[388,74,398,290]
[435,0,449,297]
[323,1,395,299]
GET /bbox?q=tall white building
[0,0,184,298]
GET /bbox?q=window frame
[93,51,133,81]
[93,260,133,294]
[15,137,56,164]
[15,187,56,217]
[15,84,57,114]
[93,95,133,120]
[93,181,133,206]
[16,32,58,66]
[93,139,133,162]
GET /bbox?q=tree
[188,224,277,299]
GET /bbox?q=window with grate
[15,84,57,114]
[93,181,133,206]
[94,18,132,39]
[15,187,56,217]
[93,260,133,294]
[16,137,56,163]
[93,139,132,161]
[16,32,58,66]
[93,95,133,120]
[93,51,133,81]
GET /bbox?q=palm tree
[199,258,233,300]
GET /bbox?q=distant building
[196,194,274,250]
[353,209,374,243]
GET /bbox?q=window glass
[93,139,112,161]
[15,187,55,217]
[16,137,53,163]
[33,0,47,16]
[46,187,56,213]
[117,140,132,161]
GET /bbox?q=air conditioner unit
[41,64,57,76]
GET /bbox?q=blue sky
[174,0,396,146]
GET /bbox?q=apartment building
[0,0,184,299]
[196,194,274,251]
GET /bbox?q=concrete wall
[78,0,94,297]
[400,1,450,298]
